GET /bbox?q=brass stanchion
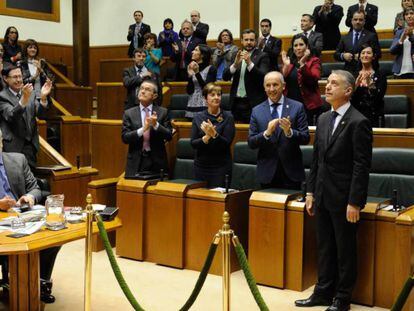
[220,211,233,311]
[84,194,94,311]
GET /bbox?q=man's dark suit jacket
[193,22,209,43]
[0,88,50,168]
[308,105,372,211]
[171,36,202,80]
[334,29,381,75]
[301,30,324,56]
[121,104,172,177]
[248,97,310,184]
[127,23,151,57]
[122,66,162,110]
[2,152,41,202]
[222,48,270,110]
[313,4,344,50]
[346,3,378,33]
[262,35,282,71]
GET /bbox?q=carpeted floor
[38,240,388,311]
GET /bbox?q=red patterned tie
[143,107,150,151]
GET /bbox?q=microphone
[225,174,229,194]
[160,169,164,181]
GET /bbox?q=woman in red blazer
[281,34,323,125]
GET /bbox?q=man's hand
[279,117,292,136]
[40,79,53,99]
[216,42,224,52]
[17,195,35,208]
[305,195,314,216]
[172,42,179,53]
[233,50,242,67]
[21,83,34,107]
[265,118,279,137]
[0,196,16,211]
[241,50,252,66]
[148,111,158,128]
[346,204,360,223]
[281,51,290,67]
[343,53,354,62]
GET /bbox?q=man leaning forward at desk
[295,70,372,311]
[0,129,60,304]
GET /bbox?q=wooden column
[240,0,259,35]
[72,0,90,86]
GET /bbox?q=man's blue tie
[271,103,279,119]
[328,111,339,141]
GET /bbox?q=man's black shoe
[295,294,332,307]
[325,298,350,311]
[40,280,55,304]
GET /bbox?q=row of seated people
[120,69,381,310]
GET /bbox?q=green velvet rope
[96,215,145,311]
[179,242,218,311]
[391,276,414,311]
[233,240,270,311]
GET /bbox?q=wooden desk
[185,188,252,275]
[144,180,205,268]
[248,189,300,288]
[0,216,121,311]
[115,177,156,260]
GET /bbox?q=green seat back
[168,94,189,120]
[384,95,410,128]
[173,138,195,179]
[231,142,260,190]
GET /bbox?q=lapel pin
[286,105,289,109]
[341,121,345,125]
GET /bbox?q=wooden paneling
[90,119,127,178]
[53,84,93,118]
[38,42,73,75]
[96,82,126,119]
[321,49,393,63]
[60,116,90,166]
[100,58,132,82]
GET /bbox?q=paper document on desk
[12,221,45,234]
[209,187,238,194]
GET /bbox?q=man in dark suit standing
[190,10,209,43]
[346,0,378,33]
[122,80,172,178]
[123,48,162,111]
[248,71,309,189]
[0,65,52,170]
[334,11,380,76]
[258,18,282,71]
[300,14,324,57]
[127,10,151,58]
[223,29,270,123]
[295,70,372,311]
[171,20,202,81]
[0,129,60,304]
[313,0,344,50]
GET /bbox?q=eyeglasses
[8,75,22,80]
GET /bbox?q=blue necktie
[353,32,360,48]
[271,103,279,119]
[328,111,339,141]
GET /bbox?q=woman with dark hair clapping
[191,83,235,187]
[2,26,22,64]
[351,44,387,127]
[281,34,322,125]
[186,44,216,119]
[158,18,179,57]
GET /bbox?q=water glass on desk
[45,194,66,230]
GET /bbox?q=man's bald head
[264,71,285,103]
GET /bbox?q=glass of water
[45,194,66,230]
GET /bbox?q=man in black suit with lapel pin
[123,48,162,111]
[171,20,202,81]
[334,10,380,76]
[122,80,172,178]
[346,0,378,33]
[295,70,372,311]
[127,10,151,58]
[0,64,52,170]
[300,14,324,57]
[258,18,282,71]
[248,71,310,189]
[223,29,270,123]
[313,0,344,50]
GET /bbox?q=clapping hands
[200,119,217,143]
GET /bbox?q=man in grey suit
[0,64,52,170]
[0,129,60,304]
[300,14,324,57]
[122,80,172,178]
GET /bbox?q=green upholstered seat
[321,62,344,79]
[231,142,260,190]
[379,39,393,49]
[384,95,410,128]
[379,61,394,77]
[168,94,189,120]
[173,138,195,180]
[221,94,231,111]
